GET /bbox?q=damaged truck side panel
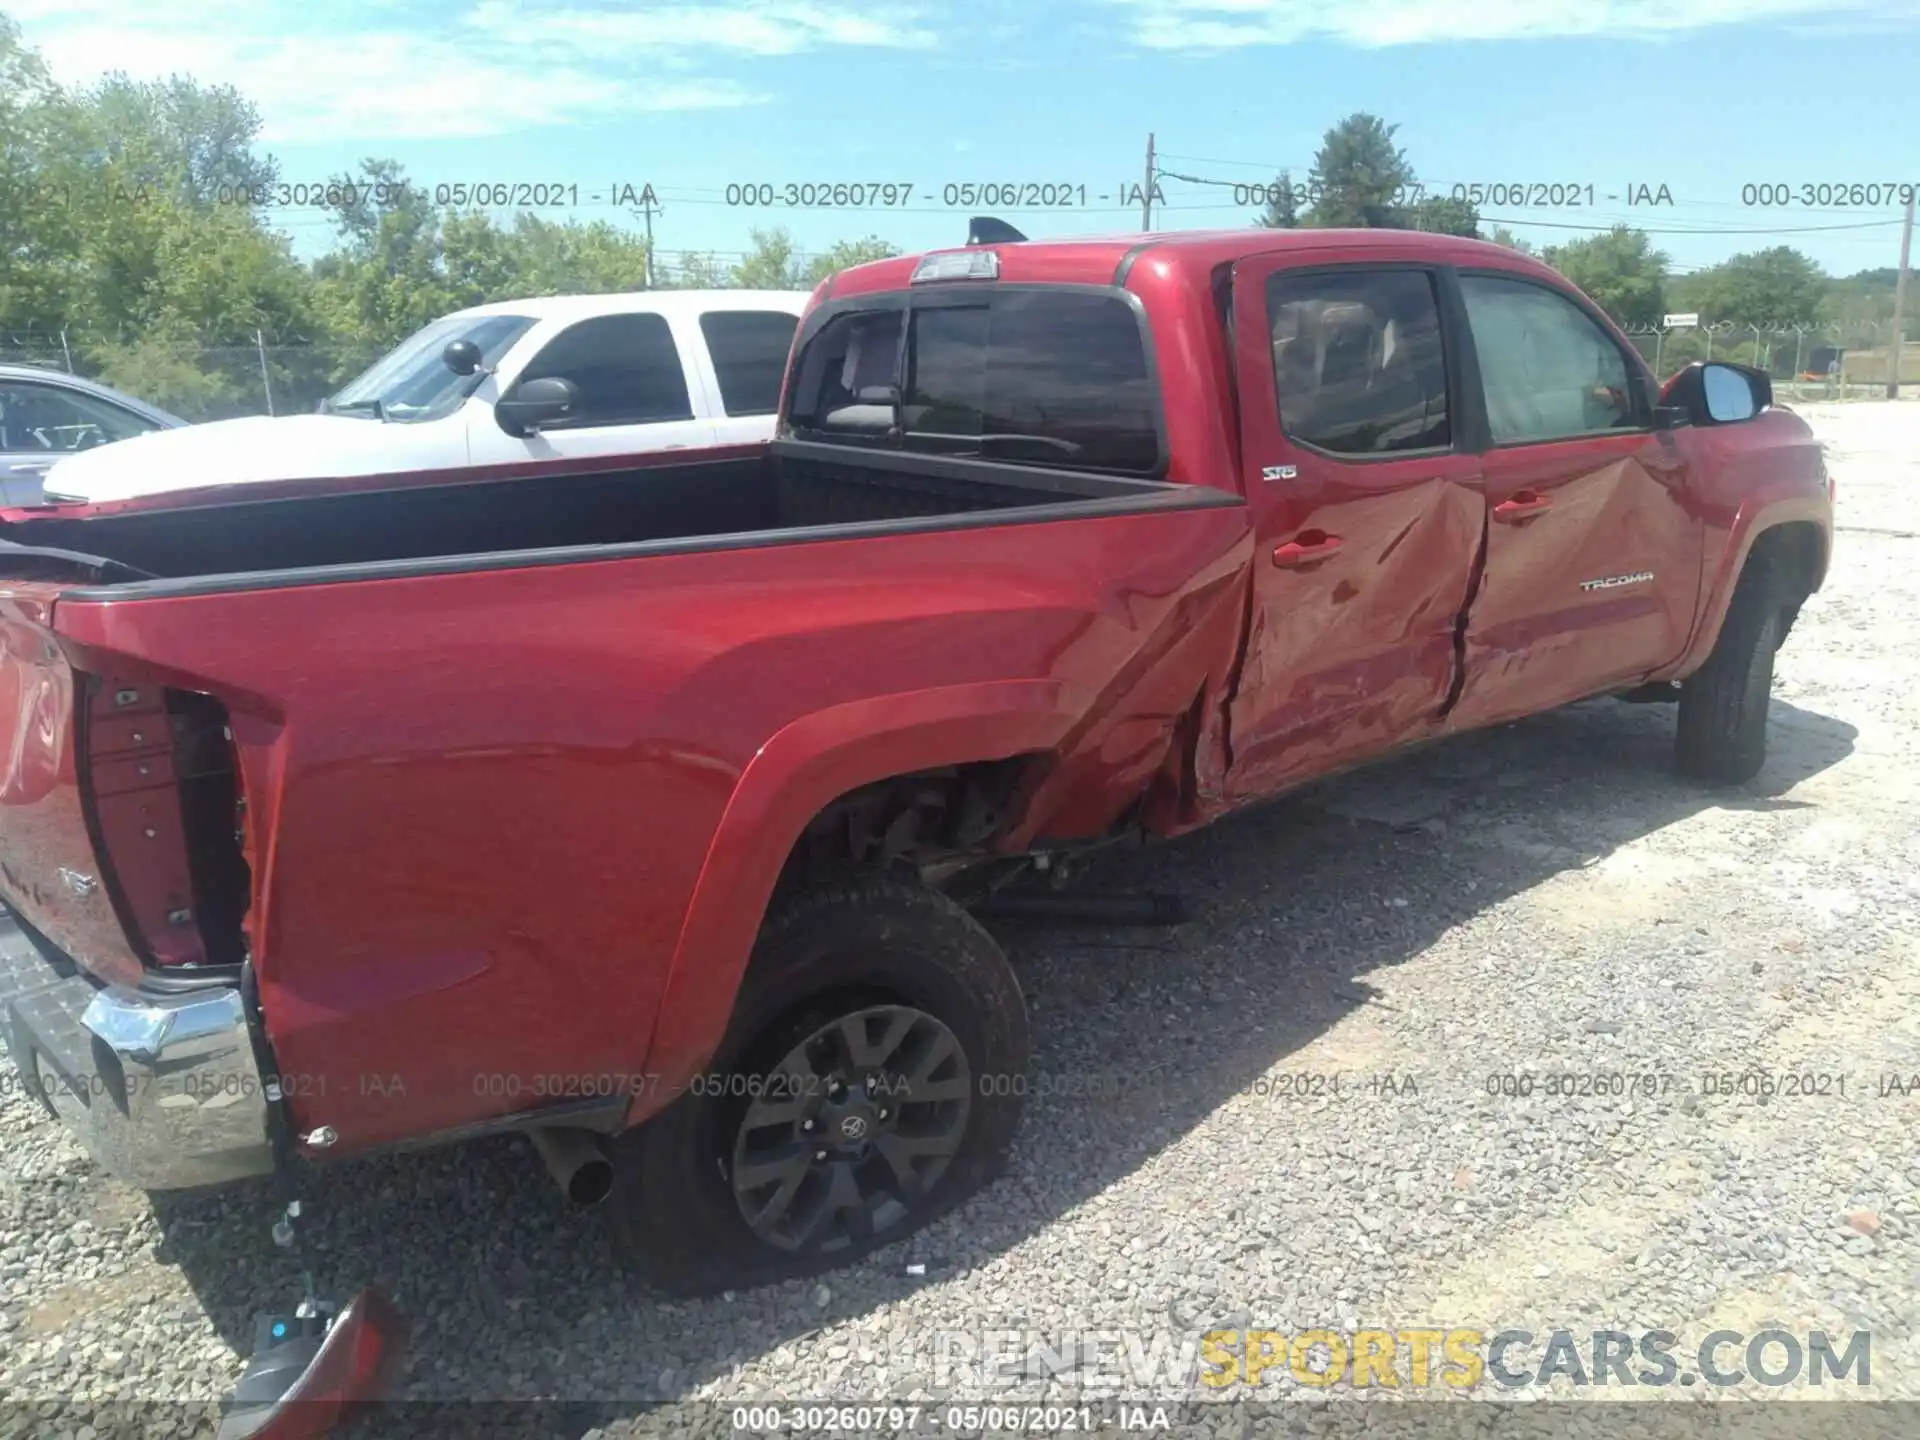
[38,498,1252,1152]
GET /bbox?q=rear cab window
[785,289,1163,474]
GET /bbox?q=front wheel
[1675,556,1790,785]
[609,873,1030,1294]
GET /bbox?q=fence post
[255,329,275,416]
[1654,329,1665,377]
[59,330,74,373]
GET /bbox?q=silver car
[0,364,186,505]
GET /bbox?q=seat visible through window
[1265,271,1450,456]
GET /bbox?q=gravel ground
[4,400,1919,1439]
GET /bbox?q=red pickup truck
[0,229,1830,1304]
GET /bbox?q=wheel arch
[633,680,1073,1100]
[1663,502,1830,681]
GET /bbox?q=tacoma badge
[1580,571,1655,592]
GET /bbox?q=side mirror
[1703,362,1769,422]
[1657,361,1771,428]
[494,376,579,437]
[442,339,484,376]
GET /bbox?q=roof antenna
[967,216,1027,246]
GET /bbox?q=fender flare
[636,679,1078,1088]
[1662,495,1830,680]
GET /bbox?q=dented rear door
[1220,254,1484,804]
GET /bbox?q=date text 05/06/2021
[35,1065,1910,1110]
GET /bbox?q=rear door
[694,308,803,446]
[1223,256,1484,803]
[1442,271,1704,731]
[466,311,717,466]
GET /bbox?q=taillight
[216,1289,409,1440]
[78,675,250,969]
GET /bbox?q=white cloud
[1109,0,1917,49]
[466,2,937,56]
[11,0,922,141]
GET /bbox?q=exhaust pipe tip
[528,1127,614,1208]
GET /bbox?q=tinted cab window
[788,291,1161,474]
[700,311,799,416]
[1265,269,1450,456]
[514,313,693,427]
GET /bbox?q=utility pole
[1888,190,1914,399]
[633,190,661,290]
[255,328,275,415]
[1141,133,1155,233]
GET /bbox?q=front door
[1223,257,1484,803]
[1443,271,1704,731]
[466,311,717,468]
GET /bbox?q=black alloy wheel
[729,1004,971,1253]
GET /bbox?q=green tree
[310,159,462,366]
[1405,193,1479,237]
[1542,226,1669,328]
[667,251,733,289]
[1253,171,1301,229]
[801,236,899,287]
[730,227,800,288]
[0,15,89,333]
[696,228,894,290]
[79,73,278,208]
[1669,246,1827,327]
[1482,225,1538,256]
[1305,114,1415,228]
[505,214,653,294]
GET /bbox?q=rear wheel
[1675,555,1792,785]
[609,872,1029,1295]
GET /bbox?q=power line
[1476,214,1906,235]
[1156,150,1313,172]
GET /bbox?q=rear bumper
[0,909,275,1190]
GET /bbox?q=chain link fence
[1,333,342,424]
[1619,319,1912,402]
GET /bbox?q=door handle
[1493,491,1552,523]
[1272,530,1343,568]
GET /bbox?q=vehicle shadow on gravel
[141,695,1855,1432]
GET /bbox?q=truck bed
[0,441,1232,594]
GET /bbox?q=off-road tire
[1675,554,1791,785]
[608,872,1030,1295]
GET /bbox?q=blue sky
[13,0,1920,277]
